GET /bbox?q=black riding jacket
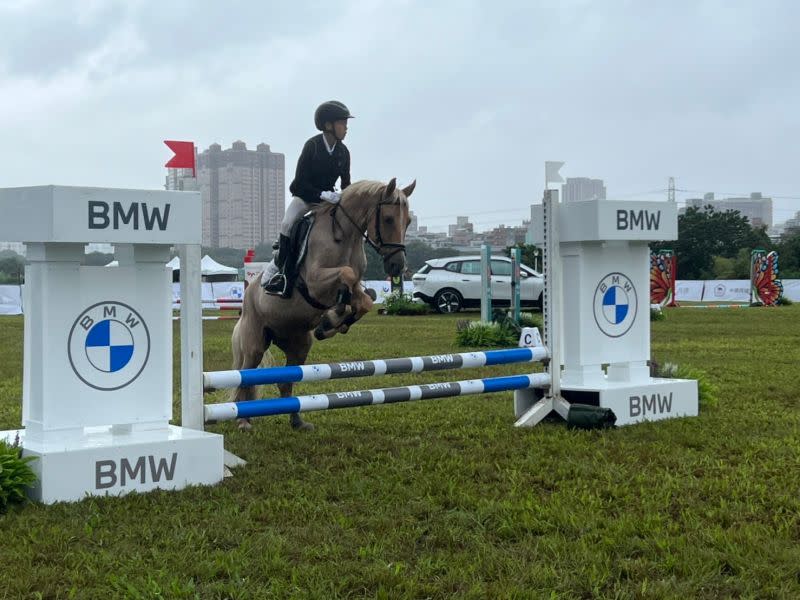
[289,134,351,204]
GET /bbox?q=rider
[262,100,354,296]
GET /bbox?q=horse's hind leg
[275,331,314,431]
[231,321,271,431]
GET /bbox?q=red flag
[164,140,196,177]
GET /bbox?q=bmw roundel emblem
[593,273,638,338]
[68,301,151,391]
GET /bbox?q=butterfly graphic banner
[650,250,678,307]
[750,249,783,306]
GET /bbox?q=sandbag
[566,404,617,430]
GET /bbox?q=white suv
[411,255,544,313]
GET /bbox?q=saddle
[280,211,315,300]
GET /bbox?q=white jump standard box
[0,186,224,503]
[519,198,698,426]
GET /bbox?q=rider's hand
[320,190,341,204]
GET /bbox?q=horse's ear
[385,178,397,196]
[402,180,416,198]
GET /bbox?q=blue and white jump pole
[203,347,549,391]
[204,372,551,422]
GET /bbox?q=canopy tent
[107,255,239,281]
[200,255,238,276]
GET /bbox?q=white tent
[109,255,238,279]
[200,255,238,276]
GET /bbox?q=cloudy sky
[1,0,797,232]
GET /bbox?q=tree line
[651,206,800,279]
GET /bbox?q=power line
[676,188,800,200]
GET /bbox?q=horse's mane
[310,180,406,221]
[342,180,407,205]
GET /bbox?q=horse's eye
[384,216,395,226]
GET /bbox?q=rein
[330,195,406,261]
[297,187,407,311]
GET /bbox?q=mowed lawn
[1,306,799,599]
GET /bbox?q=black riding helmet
[314,101,354,131]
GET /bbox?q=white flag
[545,161,564,184]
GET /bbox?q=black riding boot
[262,234,291,296]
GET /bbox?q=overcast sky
[1,0,797,232]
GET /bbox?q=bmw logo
[68,301,151,391]
[593,273,638,338]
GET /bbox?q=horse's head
[367,178,415,277]
[337,178,416,277]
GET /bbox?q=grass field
[1,306,799,599]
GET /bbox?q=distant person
[262,100,354,296]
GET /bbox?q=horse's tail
[229,320,245,403]
[230,319,243,370]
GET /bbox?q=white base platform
[515,377,698,427]
[1,425,224,504]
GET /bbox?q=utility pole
[668,177,676,202]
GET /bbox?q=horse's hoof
[237,419,253,432]
[290,414,314,431]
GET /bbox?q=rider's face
[332,119,348,140]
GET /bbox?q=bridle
[331,190,406,262]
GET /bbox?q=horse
[230,178,416,431]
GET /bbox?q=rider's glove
[320,190,341,204]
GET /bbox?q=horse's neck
[339,208,368,276]
[305,200,369,275]
[339,196,373,236]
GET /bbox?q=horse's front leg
[306,266,374,340]
[331,285,374,335]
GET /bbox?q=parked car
[411,255,544,313]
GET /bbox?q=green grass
[1,307,799,599]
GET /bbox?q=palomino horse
[231,178,415,430]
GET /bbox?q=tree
[652,206,772,279]
[364,240,465,280]
[503,244,541,272]
[712,248,752,279]
[775,231,800,278]
[201,247,246,268]
[0,255,24,284]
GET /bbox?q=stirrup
[262,272,287,296]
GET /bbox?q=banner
[650,250,677,307]
[0,284,22,315]
[244,262,267,286]
[363,280,414,304]
[675,280,704,302]
[702,280,750,302]
[171,282,216,308]
[211,282,244,300]
[782,279,800,301]
[3,279,797,316]
[750,249,782,306]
